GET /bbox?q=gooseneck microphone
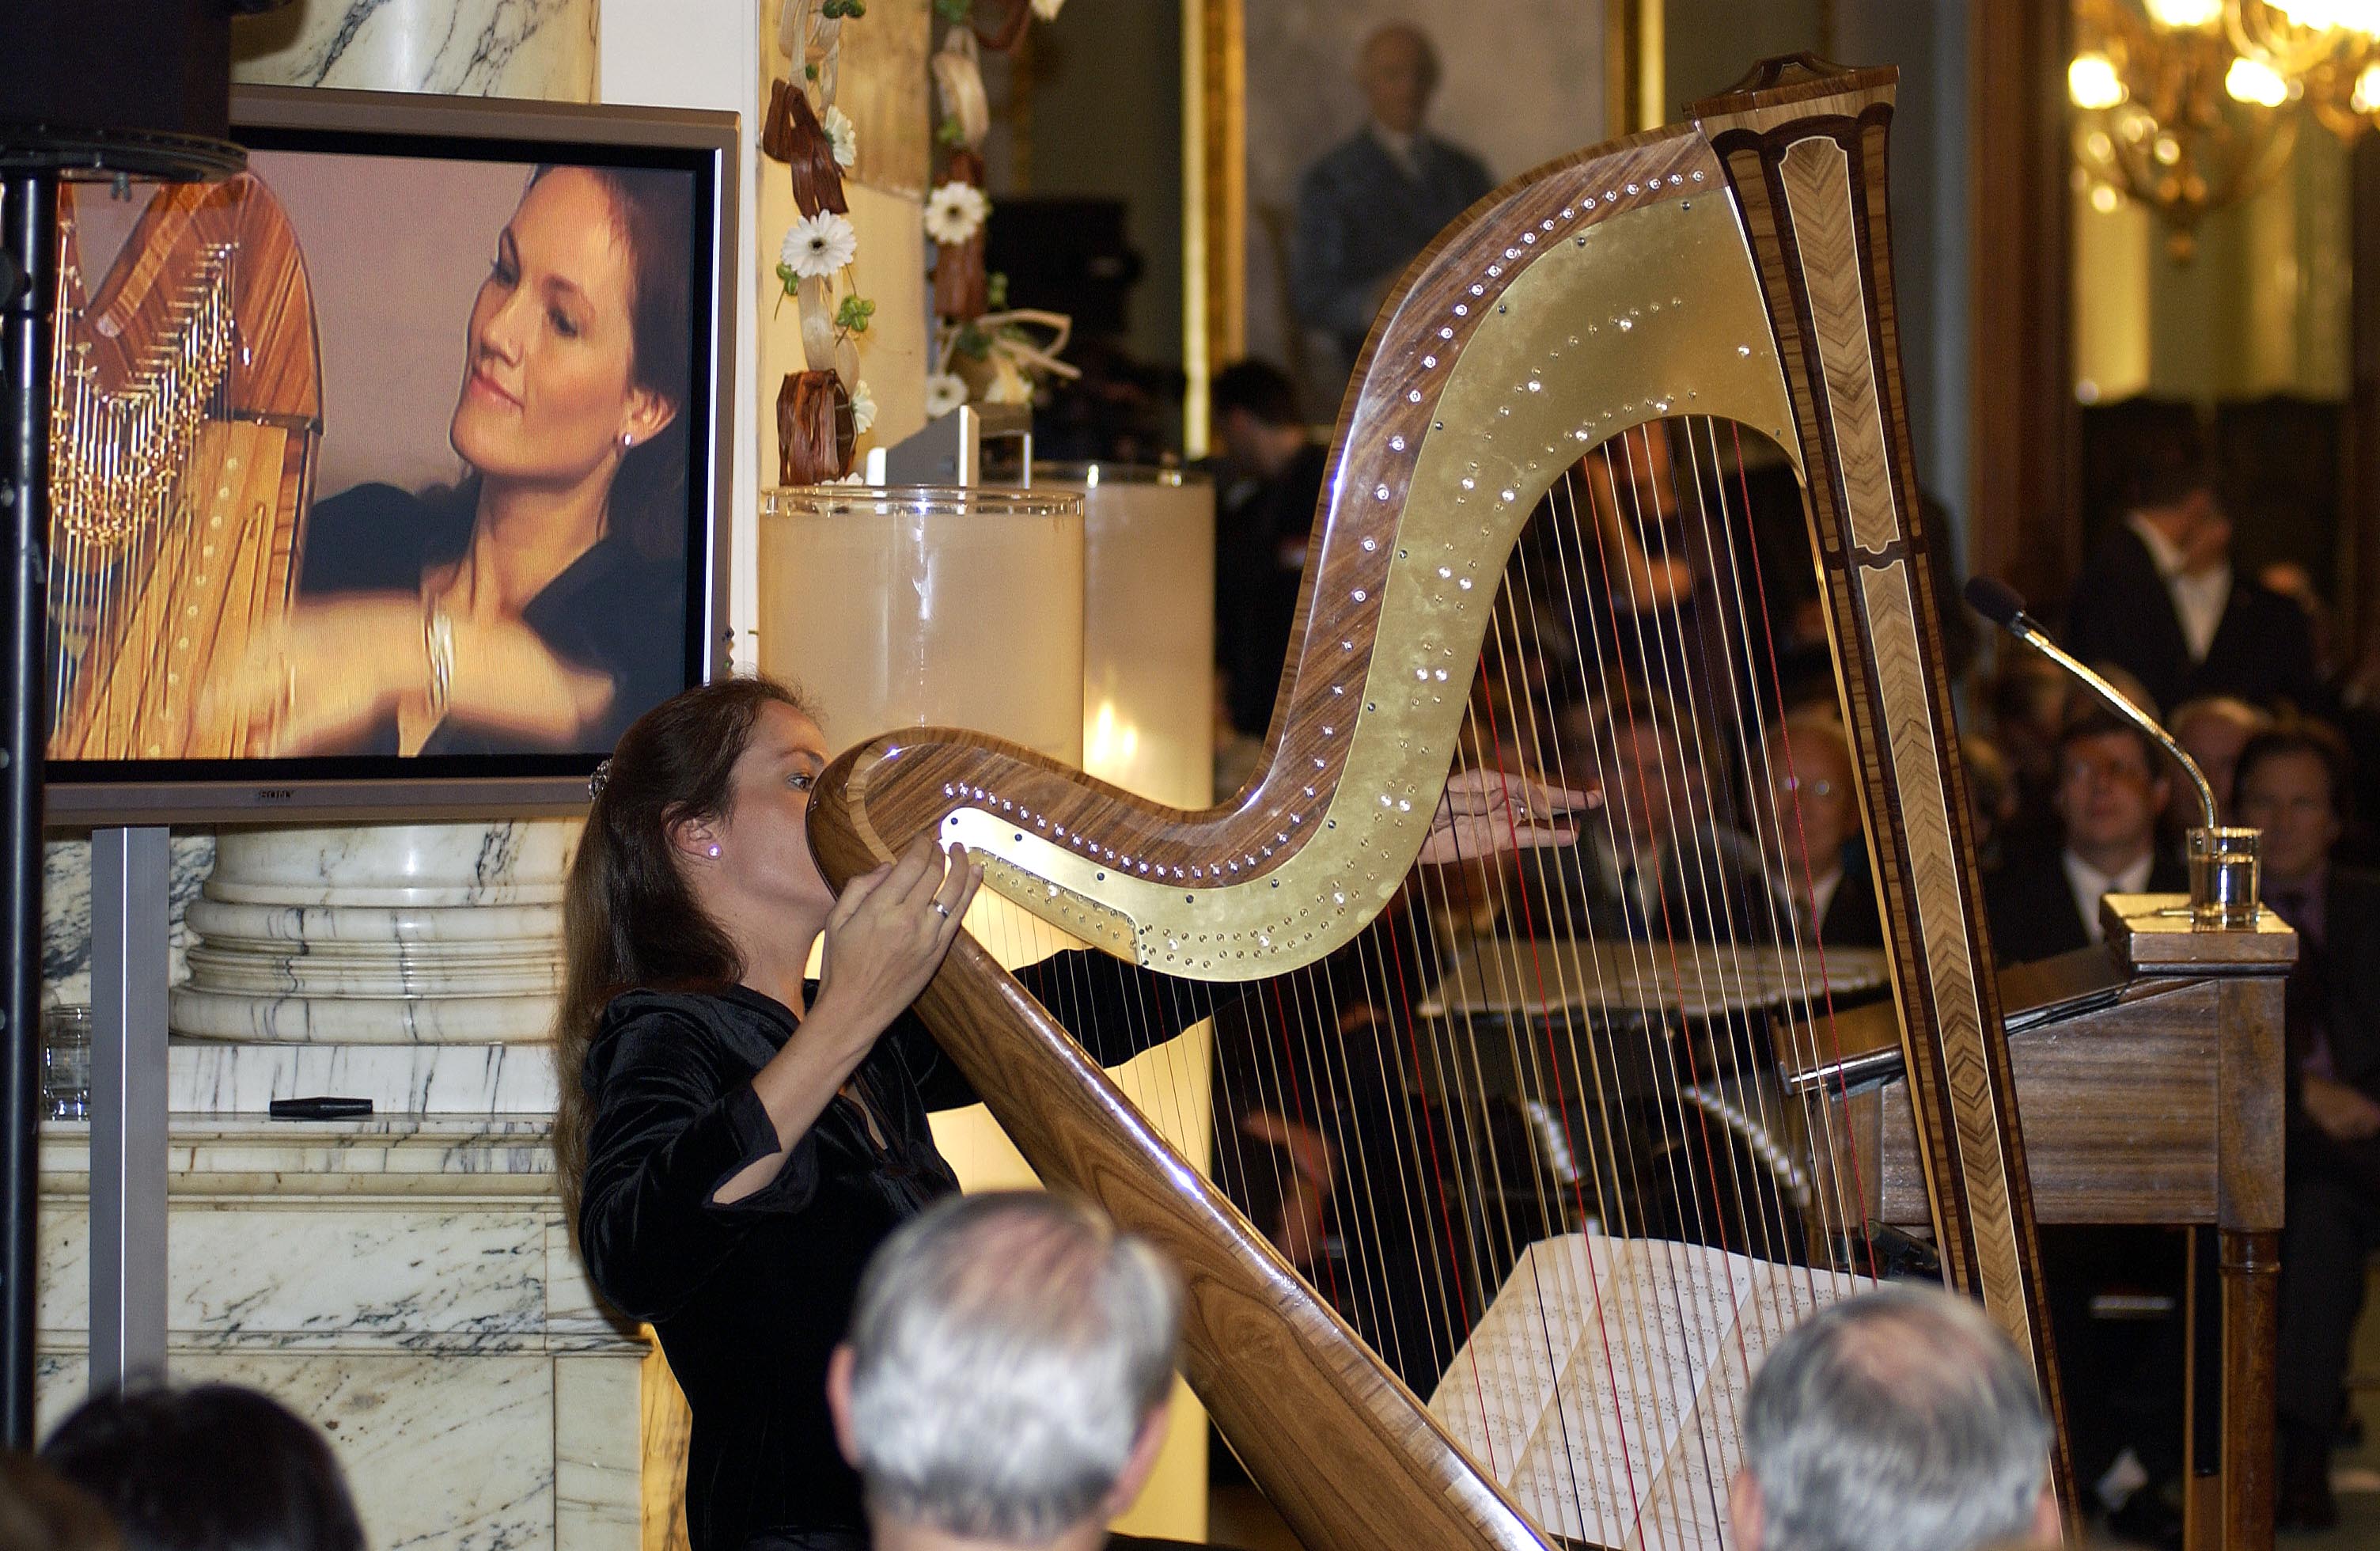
[1961,576,2219,832]
[1964,576,2264,929]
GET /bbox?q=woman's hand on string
[204,593,616,755]
[1415,768,1598,867]
[807,833,983,1060]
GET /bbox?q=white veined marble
[41,833,216,1010]
[36,1113,643,1551]
[168,1038,562,1114]
[232,0,601,103]
[172,821,578,1045]
[205,822,577,908]
[37,1349,633,1551]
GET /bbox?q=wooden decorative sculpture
[812,59,2062,1551]
[47,171,321,760]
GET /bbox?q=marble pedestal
[37,1117,658,1551]
[169,822,574,1114]
[38,819,662,1549]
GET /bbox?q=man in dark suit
[1989,709,2190,1540]
[1985,711,2188,966]
[1760,711,1883,949]
[1290,25,1494,389]
[2063,452,2322,715]
[1515,689,1773,946]
[2242,722,2380,1530]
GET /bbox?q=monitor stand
[89,825,169,1389]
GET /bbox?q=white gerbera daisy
[924,373,969,419]
[780,210,858,281]
[823,105,858,170]
[923,181,991,246]
[848,378,877,436]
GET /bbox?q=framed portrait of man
[1188,1,1649,435]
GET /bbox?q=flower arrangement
[761,0,1086,461]
[764,0,879,484]
[921,0,1079,422]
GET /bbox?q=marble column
[232,0,600,102]
[165,821,574,1115]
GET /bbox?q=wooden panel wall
[1969,0,2079,605]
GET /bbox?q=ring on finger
[932,903,951,917]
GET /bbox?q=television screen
[44,85,737,824]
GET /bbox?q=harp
[47,171,322,761]
[813,59,2058,1551]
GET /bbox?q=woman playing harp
[556,679,1584,1551]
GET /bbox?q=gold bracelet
[423,601,455,722]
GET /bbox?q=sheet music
[1429,1234,1874,1550]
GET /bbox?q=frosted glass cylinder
[757,486,1086,764]
[1044,465,1216,810]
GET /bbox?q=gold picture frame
[1184,0,1654,453]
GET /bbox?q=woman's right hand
[808,834,983,1056]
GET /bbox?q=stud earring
[707,844,721,858]
[620,433,635,450]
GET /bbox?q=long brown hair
[554,676,812,1224]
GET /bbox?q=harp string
[1590,430,1766,1544]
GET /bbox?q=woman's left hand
[1415,768,1598,867]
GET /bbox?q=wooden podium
[1802,895,2293,1551]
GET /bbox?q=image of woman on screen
[207,163,693,758]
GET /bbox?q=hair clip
[589,758,612,799]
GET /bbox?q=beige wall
[248,150,531,502]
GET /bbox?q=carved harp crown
[812,59,2053,1551]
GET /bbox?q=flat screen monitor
[43,85,737,825]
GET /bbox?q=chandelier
[2070,0,2380,259]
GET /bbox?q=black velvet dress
[297,480,684,756]
[574,954,1215,1551]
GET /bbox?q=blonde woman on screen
[207,163,694,757]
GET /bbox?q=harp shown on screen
[47,172,321,763]
[812,58,2057,1551]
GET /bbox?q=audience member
[2063,446,2321,715]
[1207,360,1326,741]
[2237,721,2380,1531]
[1732,1284,2060,1551]
[1985,711,2185,965]
[1290,24,1493,392]
[828,1192,1181,1551]
[1526,688,1771,944]
[0,1453,116,1551]
[2170,696,2272,825]
[43,1383,363,1551]
[1759,711,1882,948]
